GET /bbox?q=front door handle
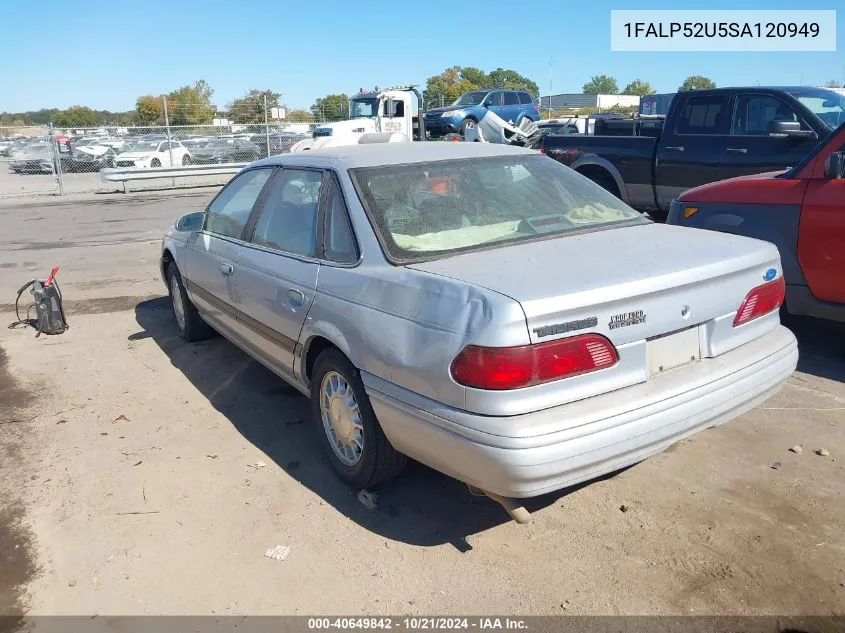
[220,263,233,276]
[664,146,685,152]
[725,147,748,154]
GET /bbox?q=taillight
[450,334,618,390]
[733,277,785,327]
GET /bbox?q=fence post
[264,93,270,158]
[163,96,175,186]
[48,122,64,196]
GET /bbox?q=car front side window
[250,169,324,257]
[204,167,274,239]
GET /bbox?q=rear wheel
[584,170,620,198]
[310,348,407,489]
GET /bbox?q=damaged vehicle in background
[9,141,54,173]
[63,142,117,172]
[190,138,261,164]
[159,142,797,523]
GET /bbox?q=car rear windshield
[349,154,645,264]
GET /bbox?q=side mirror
[175,211,204,232]
[768,120,817,139]
[824,151,845,180]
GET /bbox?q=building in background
[540,93,641,112]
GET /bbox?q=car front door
[184,166,275,339]
[717,92,820,182]
[654,93,729,209]
[233,168,324,377]
[797,142,845,304]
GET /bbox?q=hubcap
[320,371,363,466]
[170,276,185,331]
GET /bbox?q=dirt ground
[1,192,844,618]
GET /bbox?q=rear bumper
[364,325,797,498]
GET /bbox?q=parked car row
[5,130,312,174]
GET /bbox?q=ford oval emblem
[764,268,777,281]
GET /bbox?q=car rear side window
[251,168,323,257]
[518,92,534,104]
[503,92,520,105]
[322,175,358,264]
[204,167,273,239]
[675,95,729,135]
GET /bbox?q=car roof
[250,141,538,170]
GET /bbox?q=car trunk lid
[407,223,781,351]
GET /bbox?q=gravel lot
[1,191,843,618]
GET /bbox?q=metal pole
[163,96,175,186]
[48,122,64,196]
[163,96,174,166]
[264,93,270,157]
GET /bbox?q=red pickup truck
[667,123,845,322]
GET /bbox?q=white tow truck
[290,85,539,151]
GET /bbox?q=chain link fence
[0,98,336,199]
[0,91,474,199]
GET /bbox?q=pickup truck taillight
[450,334,618,390]
[733,277,785,327]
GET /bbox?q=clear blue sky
[1,0,843,112]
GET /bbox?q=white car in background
[114,139,191,168]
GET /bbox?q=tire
[460,117,477,136]
[166,262,215,342]
[311,348,407,489]
[585,170,620,198]
[150,158,161,168]
[182,155,190,165]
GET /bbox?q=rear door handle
[725,147,748,154]
[287,288,305,306]
[664,146,685,152]
[220,263,233,276]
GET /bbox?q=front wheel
[460,118,477,136]
[166,263,215,342]
[311,349,407,489]
[150,158,161,168]
[182,155,191,165]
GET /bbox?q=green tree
[286,109,314,122]
[425,66,478,105]
[165,80,216,125]
[824,79,842,88]
[52,106,100,128]
[228,89,282,123]
[460,66,489,87]
[311,94,349,121]
[582,75,619,94]
[488,68,539,97]
[679,75,716,91]
[136,95,163,125]
[622,79,655,96]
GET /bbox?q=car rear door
[184,166,275,339]
[484,91,505,120]
[502,91,522,123]
[654,93,729,209]
[717,92,820,182]
[233,167,324,377]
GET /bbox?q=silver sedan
[160,142,797,522]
